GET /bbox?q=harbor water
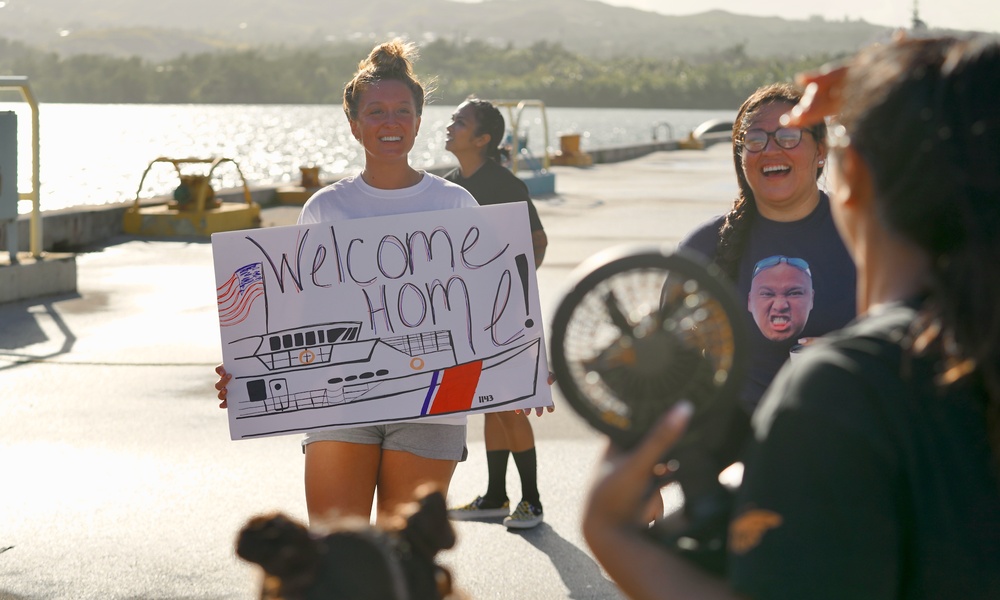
[1,102,735,214]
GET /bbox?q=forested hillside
[0,37,836,108]
[3,0,981,107]
[0,0,898,61]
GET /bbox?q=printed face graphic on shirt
[748,256,815,342]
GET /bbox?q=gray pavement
[0,144,736,600]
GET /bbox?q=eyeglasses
[742,127,815,152]
[752,255,812,278]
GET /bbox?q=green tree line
[0,37,838,108]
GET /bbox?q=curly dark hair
[236,490,460,600]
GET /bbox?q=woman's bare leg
[376,449,457,526]
[304,440,381,524]
[488,410,535,451]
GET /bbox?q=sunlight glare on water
[1,102,733,213]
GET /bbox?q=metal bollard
[0,110,19,263]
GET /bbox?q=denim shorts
[302,422,468,462]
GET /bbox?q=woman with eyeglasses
[652,83,857,533]
[583,35,1000,599]
[682,82,856,412]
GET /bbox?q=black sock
[482,449,510,505]
[512,448,540,508]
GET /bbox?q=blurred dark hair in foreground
[236,488,466,600]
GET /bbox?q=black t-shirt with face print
[680,192,856,413]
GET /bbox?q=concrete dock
[0,144,737,600]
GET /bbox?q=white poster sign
[211,203,551,440]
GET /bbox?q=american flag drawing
[217,262,264,327]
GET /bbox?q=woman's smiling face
[350,79,421,164]
[740,101,826,217]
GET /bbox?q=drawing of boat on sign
[228,321,542,429]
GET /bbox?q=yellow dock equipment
[275,166,323,205]
[123,157,261,237]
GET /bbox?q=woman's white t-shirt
[299,171,478,223]
[298,172,479,427]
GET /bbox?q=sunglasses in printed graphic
[752,255,812,278]
[741,127,816,152]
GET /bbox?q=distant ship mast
[911,0,928,31]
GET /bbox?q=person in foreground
[442,97,551,529]
[215,39,479,526]
[236,487,466,600]
[583,35,1000,599]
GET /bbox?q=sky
[597,0,1000,34]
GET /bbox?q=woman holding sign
[215,39,479,525]
[442,97,551,529]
